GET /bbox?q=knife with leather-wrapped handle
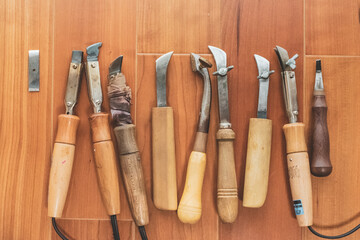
[311,60,332,177]
[107,56,149,240]
[209,46,238,223]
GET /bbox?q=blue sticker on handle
[293,199,304,216]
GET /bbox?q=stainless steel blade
[155,52,173,107]
[208,46,231,128]
[28,50,39,92]
[254,54,273,119]
[314,59,324,91]
[65,51,83,115]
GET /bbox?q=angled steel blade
[254,54,273,119]
[155,52,173,107]
[86,42,102,61]
[109,56,123,77]
[65,50,83,115]
[208,46,231,128]
[314,59,324,91]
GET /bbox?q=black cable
[110,215,121,240]
[52,218,69,240]
[138,226,148,240]
[308,225,360,239]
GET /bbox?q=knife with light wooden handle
[243,54,274,208]
[209,46,238,223]
[178,53,212,224]
[152,52,178,211]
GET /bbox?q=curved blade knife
[152,52,178,211]
[208,46,238,223]
[243,54,273,208]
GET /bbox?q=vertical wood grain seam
[49,0,55,238]
[302,0,306,239]
[134,0,138,126]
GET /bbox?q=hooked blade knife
[243,54,273,208]
[152,52,178,211]
[209,46,238,223]
[274,45,313,227]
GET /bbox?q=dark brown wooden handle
[114,124,149,226]
[311,94,332,177]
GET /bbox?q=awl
[243,55,274,208]
[177,53,212,224]
[311,60,332,177]
[274,46,313,227]
[152,52,178,210]
[107,56,149,240]
[209,46,238,223]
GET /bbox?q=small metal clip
[213,66,234,77]
[286,54,299,70]
[257,70,275,80]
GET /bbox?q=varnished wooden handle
[283,123,313,227]
[152,107,177,210]
[89,113,121,216]
[48,114,80,218]
[311,94,332,177]
[178,151,206,224]
[243,118,272,208]
[114,125,149,226]
[216,128,238,223]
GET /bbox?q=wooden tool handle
[311,94,332,177]
[283,123,313,227]
[48,114,80,217]
[113,124,149,226]
[152,107,177,210]
[178,151,206,224]
[89,113,121,216]
[243,118,272,208]
[216,128,238,223]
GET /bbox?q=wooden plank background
[0,0,359,239]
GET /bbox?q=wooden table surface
[1,0,360,239]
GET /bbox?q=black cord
[52,218,69,240]
[308,225,360,239]
[110,215,121,240]
[138,226,148,240]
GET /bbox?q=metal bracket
[28,50,39,92]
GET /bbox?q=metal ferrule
[65,61,83,115]
[85,61,103,113]
[281,71,298,123]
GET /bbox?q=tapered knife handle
[243,118,272,208]
[178,151,206,224]
[152,107,178,210]
[48,114,80,218]
[311,94,332,177]
[89,113,121,216]
[216,128,238,223]
[113,124,149,226]
[283,123,313,227]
